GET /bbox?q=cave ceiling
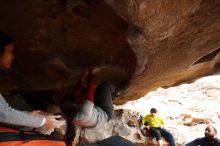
[0,0,220,104]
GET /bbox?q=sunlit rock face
[0,0,220,104]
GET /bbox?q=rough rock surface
[0,0,220,104]
[74,109,145,144]
[76,109,185,146]
[37,107,185,146]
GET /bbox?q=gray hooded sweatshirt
[73,100,108,129]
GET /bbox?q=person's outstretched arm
[85,70,94,102]
[0,94,65,128]
[142,115,149,125]
[76,68,95,121]
[72,69,88,103]
[81,67,95,102]
[0,94,44,127]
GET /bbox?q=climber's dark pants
[94,82,116,120]
[150,127,176,146]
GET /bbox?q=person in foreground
[185,125,220,146]
[0,31,65,129]
[60,68,117,146]
[142,108,176,146]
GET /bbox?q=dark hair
[207,125,217,134]
[150,108,157,113]
[60,94,80,146]
[0,32,13,55]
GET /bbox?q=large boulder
[0,0,220,104]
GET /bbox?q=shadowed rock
[0,0,220,104]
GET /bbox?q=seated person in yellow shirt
[142,108,176,146]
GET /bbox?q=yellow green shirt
[142,114,164,128]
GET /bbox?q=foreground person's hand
[31,110,42,116]
[43,115,66,128]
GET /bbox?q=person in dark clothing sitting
[185,125,220,146]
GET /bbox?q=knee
[155,134,162,141]
[164,132,174,141]
[166,132,173,137]
[150,130,161,141]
